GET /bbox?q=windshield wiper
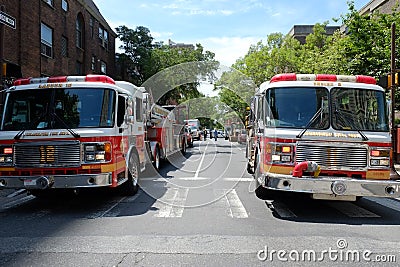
[296,107,323,139]
[334,104,368,141]
[52,112,80,138]
[14,112,48,140]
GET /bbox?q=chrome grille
[14,141,81,168]
[296,142,367,169]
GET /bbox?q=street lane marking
[3,195,35,209]
[328,202,380,218]
[154,187,189,218]
[224,177,253,182]
[215,189,248,218]
[266,200,297,218]
[6,189,27,198]
[365,197,400,213]
[179,177,209,181]
[141,177,252,182]
[194,143,209,179]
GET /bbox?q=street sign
[0,10,16,30]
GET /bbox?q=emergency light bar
[13,74,115,86]
[270,73,376,85]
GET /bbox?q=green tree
[115,26,154,85]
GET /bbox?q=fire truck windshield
[265,87,329,129]
[264,86,388,132]
[1,88,116,130]
[331,88,388,131]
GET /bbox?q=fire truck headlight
[96,153,105,160]
[370,159,389,166]
[369,148,390,167]
[272,155,280,161]
[86,154,95,161]
[83,142,112,163]
[0,146,13,165]
[85,145,96,152]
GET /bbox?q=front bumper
[260,172,400,198]
[0,173,112,190]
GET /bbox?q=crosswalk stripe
[154,188,189,218]
[140,177,252,182]
[265,200,297,218]
[214,189,248,218]
[3,195,35,209]
[365,197,400,213]
[328,202,380,218]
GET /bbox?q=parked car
[185,126,194,147]
[189,126,201,141]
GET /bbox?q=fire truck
[246,73,400,201]
[145,103,187,171]
[0,74,185,197]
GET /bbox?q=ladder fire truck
[246,73,400,201]
[0,74,185,197]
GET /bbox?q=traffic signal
[388,73,399,87]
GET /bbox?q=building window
[91,56,96,71]
[100,61,107,74]
[76,14,84,49]
[43,0,54,6]
[76,61,83,75]
[61,36,68,57]
[90,17,94,38]
[41,23,53,57]
[62,0,68,11]
[99,25,108,50]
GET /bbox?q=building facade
[287,25,340,44]
[1,0,116,86]
[359,0,400,15]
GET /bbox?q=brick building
[1,0,116,86]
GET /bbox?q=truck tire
[122,154,140,196]
[153,147,160,171]
[181,139,186,154]
[253,151,271,200]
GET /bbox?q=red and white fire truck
[246,73,400,201]
[0,74,185,197]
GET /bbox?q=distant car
[189,126,201,141]
[238,129,247,144]
[185,127,194,147]
[217,130,225,138]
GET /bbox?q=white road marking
[365,197,400,213]
[154,187,189,218]
[141,177,251,182]
[194,143,209,179]
[179,177,209,181]
[215,189,248,218]
[223,177,254,182]
[6,189,27,198]
[265,200,297,218]
[328,202,380,218]
[3,195,35,209]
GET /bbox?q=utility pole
[390,22,400,179]
[0,5,5,92]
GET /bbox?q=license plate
[24,179,37,186]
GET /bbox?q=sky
[93,0,368,68]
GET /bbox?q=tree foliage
[227,0,400,109]
[115,26,217,106]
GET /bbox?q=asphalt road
[1,139,400,266]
